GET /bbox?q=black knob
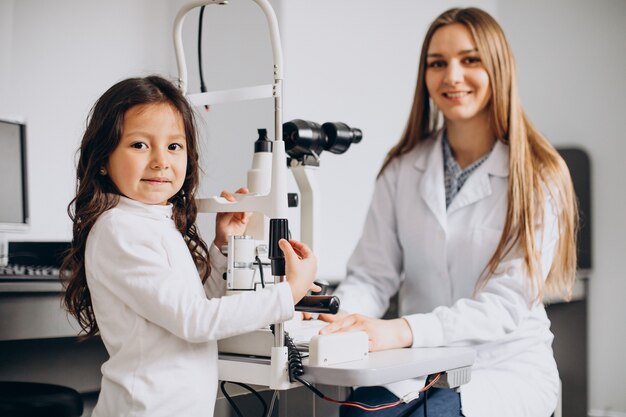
[268,218,289,276]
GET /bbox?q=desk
[303,347,474,387]
[219,347,474,387]
[0,281,106,395]
[219,346,475,417]
[2,282,475,417]
[0,281,78,340]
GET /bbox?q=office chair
[0,381,83,417]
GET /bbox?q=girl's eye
[168,143,184,151]
[427,60,446,69]
[131,142,147,149]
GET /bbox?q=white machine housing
[173,0,328,390]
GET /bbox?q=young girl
[316,8,578,417]
[62,75,317,417]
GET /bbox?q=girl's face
[106,103,187,205]
[425,23,492,125]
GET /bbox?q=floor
[80,386,345,417]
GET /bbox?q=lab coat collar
[415,131,447,230]
[413,130,509,227]
[115,195,174,221]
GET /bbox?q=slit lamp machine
[173,0,363,389]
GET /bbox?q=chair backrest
[556,147,592,273]
[0,381,84,417]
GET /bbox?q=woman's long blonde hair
[380,8,578,300]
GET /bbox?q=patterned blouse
[442,130,493,208]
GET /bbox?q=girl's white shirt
[333,130,560,417]
[86,196,294,417]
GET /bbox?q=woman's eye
[131,142,147,149]
[427,60,446,69]
[464,56,481,65]
[169,143,183,151]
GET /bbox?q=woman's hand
[302,310,348,323]
[213,188,251,249]
[280,239,320,304]
[319,314,414,352]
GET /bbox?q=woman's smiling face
[425,23,492,124]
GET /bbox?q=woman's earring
[99,167,107,176]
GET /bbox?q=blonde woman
[318,8,578,417]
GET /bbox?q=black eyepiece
[322,122,363,155]
[283,119,362,162]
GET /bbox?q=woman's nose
[444,60,463,85]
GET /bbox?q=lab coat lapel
[447,140,509,214]
[416,132,447,231]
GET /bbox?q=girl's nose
[151,149,169,170]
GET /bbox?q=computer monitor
[0,117,29,265]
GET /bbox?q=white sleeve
[333,161,403,318]
[403,196,561,347]
[87,218,294,343]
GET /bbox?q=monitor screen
[0,118,29,232]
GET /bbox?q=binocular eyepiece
[283,119,362,162]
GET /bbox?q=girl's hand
[279,239,319,304]
[319,314,414,352]
[213,188,251,248]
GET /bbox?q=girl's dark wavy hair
[61,75,210,338]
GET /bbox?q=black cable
[397,399,420,417]
[220,381,245,417]
[269,325,304,382]
[197,6,209,110]
[293,375,324,398]
[285,332,304,382]
[265,390,278,417]
[220,380,268,417]
[255,255,265,288]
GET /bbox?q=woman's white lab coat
[333,131,560,417]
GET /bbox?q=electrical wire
[220,381,245,417]
[264,390,278,417]
[299,373,440,412]
[197,6,209,111]
[220,381,268,417]
[272,322,444,413]
[296,365,441,411]
[224,323,442,416]
[255,255,265,288]
[294,375,403,411]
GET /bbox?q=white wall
[0,0,277,243]
[279,0,497,279]
[0,1,13,107]
[2,0,624,414]
[0,0,174,241]
[498,1,626,415]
